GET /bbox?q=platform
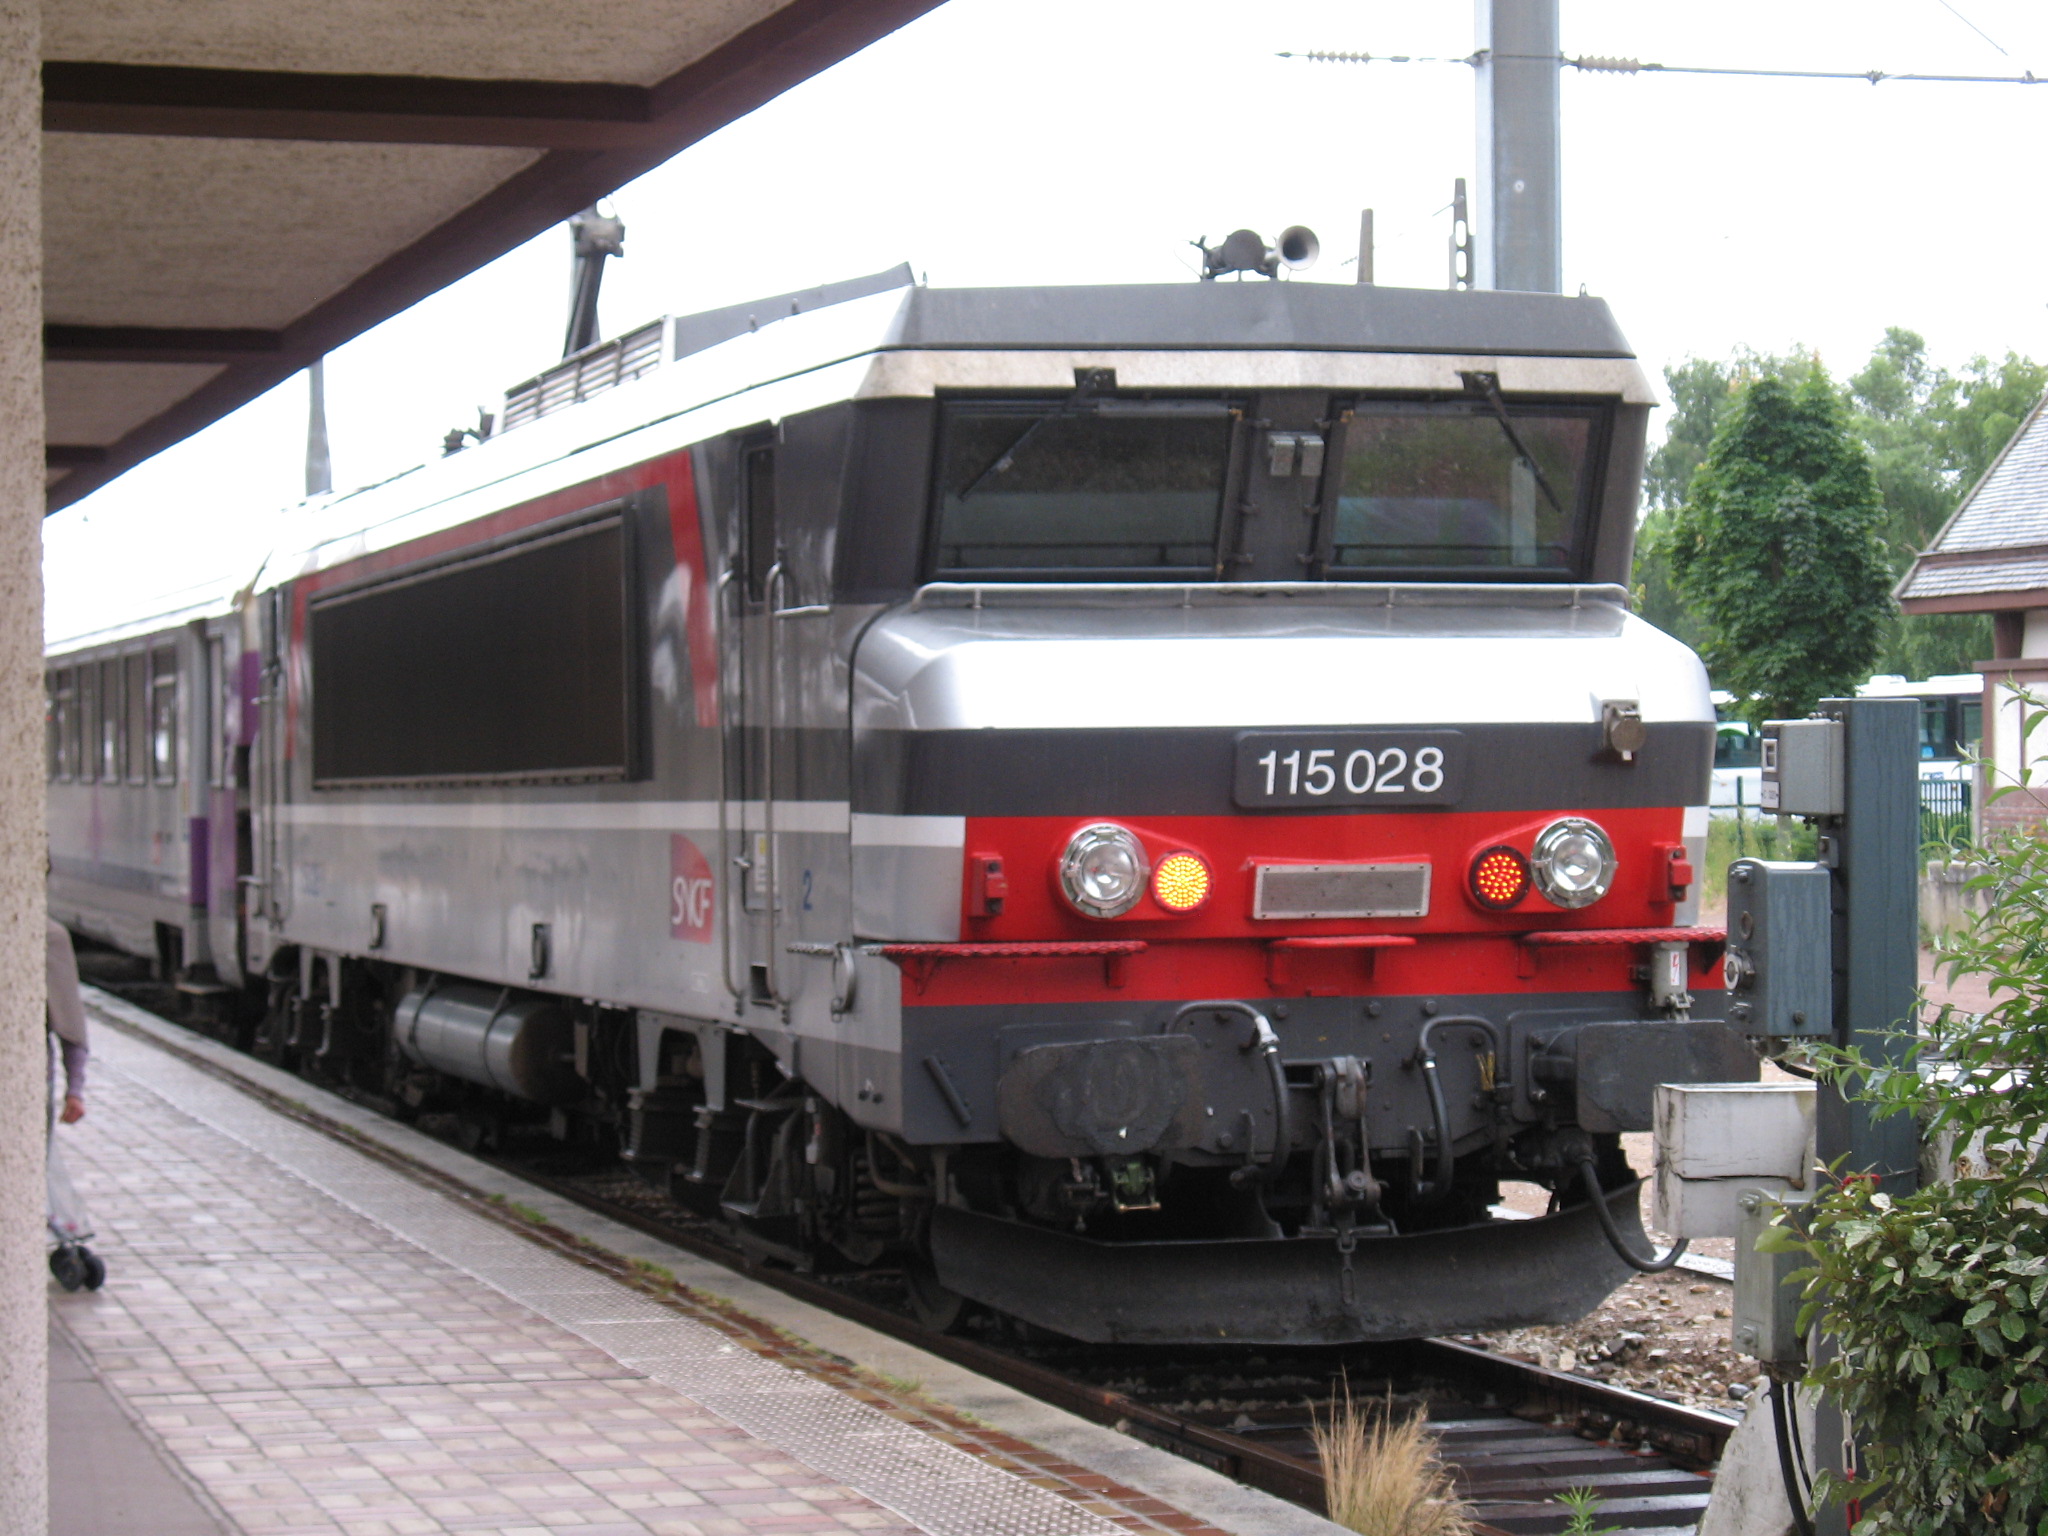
[52,992,1342,1536]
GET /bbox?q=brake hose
[1410,1016,1509,1202]
[1576,1157,1691,1273]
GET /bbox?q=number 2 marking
[1372,747,1407,792]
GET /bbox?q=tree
[1667,371,1895,723]
[1848,330,1992,678]
[1638,332,2042,680]
[1642,349,1816,512]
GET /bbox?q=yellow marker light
[1153,851,1213,913]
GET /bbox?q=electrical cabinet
[1724,859,1834,1038]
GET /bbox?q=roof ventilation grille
[501,318,667,432]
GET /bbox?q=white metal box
[1652,1081,1816,1238]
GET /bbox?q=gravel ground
[1451,1267,1755,1414]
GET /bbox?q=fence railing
[1719,774,1975,856]
[1920,777,1973,849]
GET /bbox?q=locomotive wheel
[48,1246,86,1292]
[902,1260,965,1333]
[79,1248,107,1291]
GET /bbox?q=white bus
[1709,675,1981,812]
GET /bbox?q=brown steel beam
[43,61,659,148]
[44,445,107,467]
[45,0,944,515]
[45,324,282,364]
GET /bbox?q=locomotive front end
[840,290,1755,1343]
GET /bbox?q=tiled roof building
[1899,394,2048,832]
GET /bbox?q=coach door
[719,433,786,1012]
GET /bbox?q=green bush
[1776,1180,2048,1530]
[1701,814,1818,909]
[1775,797,2048,1533]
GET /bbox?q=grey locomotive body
[46,273,1754,1342]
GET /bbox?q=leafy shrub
[1777,766,2048,1533]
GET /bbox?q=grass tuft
[1311,1386,1474,1536]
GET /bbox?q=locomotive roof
[48,276,1648,652]
[877,281,1636,359]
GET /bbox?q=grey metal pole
[1356,209,1374,285]
[1818,695,1921,1193]
[1812,696,1921,1536]
[305,358,331,499]
[1473,0,1562,293]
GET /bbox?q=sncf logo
[670,834,714,942]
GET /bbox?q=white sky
[44,0,2048,638]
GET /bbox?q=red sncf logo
[670,835,714,942]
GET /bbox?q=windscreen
[1331,406,1597,574]
[933,406,1231,576]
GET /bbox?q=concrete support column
[0,2,45,1530]
[1473,0,1562,294]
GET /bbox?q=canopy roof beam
[45,63,664,149]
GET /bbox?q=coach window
[150,647,178,783]
[46,671,65,779]
[102,656,124,780]
[125,651,148,783]
[930,401,1234,580]
[73,664,95,782]
[1325,402,1602,579]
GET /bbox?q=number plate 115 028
[1233,730,1465,809]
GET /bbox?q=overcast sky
[45,0,2048,638]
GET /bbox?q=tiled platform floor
[51,1022,1240,1536]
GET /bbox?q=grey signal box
[1761,718,1845,817]
[1732,1188,1810,1365]
[1723,859,1834,1038]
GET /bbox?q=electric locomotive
[45,264,1755,1344]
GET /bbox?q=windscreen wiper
[955,369,1120,500]
[1462,371,1567,520]
[957,412,1057,500]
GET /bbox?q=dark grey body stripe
[853,721,1712,818]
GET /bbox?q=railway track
[90,974,1733,1536]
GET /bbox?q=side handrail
[713,566,745,1005]
[760,559,789,1007]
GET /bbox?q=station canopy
[41,0,936,513]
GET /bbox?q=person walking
[47,917,87,1124]
[46,918,104,1291]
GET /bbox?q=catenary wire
[1278,49,2045,88]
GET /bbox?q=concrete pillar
[1472,0,1563,294]
[0,1,45,1530]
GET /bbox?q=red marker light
[1152,851,1213,913]
[1470,845,1532,910]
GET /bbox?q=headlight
[1060,823,1149,918]
[1530,817,1616,908]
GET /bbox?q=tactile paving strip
[93,1025,1123,1536]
